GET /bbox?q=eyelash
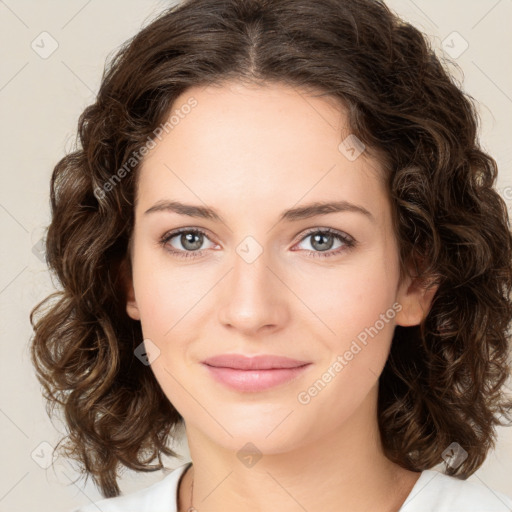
[159,227,356,260]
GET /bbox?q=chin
[192,408,312,452]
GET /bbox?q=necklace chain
[186,464,195,512]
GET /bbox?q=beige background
[1,1,511,511]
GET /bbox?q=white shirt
[72,461,512,512]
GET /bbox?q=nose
[217,247,290,337]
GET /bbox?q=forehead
[136,81,388,222]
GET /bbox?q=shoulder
[70,462,191,512]
[402,469,512,512]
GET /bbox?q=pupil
[312,233,333,251]
[182,232,202,250]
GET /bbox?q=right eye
[159,228,217,259]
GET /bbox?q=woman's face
[125,81,432,453]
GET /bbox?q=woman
[30,0,512,510]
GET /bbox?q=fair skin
[124,81,437,512]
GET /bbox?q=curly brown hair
[30,0,512,498]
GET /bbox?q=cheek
[308,257,397,323]
[133,274,172,341]
[296,254,399,374]
[291,265,399,424]
[132,246,200,338]
[132,264,194,413]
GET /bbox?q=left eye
[294,230,352,253]
[292,228,356,258]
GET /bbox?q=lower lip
[202,364,311,392]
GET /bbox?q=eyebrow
[144,200,375,224]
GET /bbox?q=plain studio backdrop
[1,1,511,511]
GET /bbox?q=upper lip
[202,354,311,370]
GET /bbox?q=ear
[395,270,438,327]
[119,257,140,321]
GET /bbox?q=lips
[201,354,312,392]
[202,354,310,370]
